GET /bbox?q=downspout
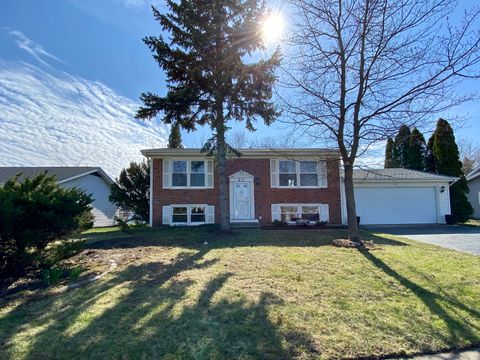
[149,157,153,227]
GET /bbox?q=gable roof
[466,165,480,182]
[141,147,340,159]
[353,168,457,183]
[0,167,114,186]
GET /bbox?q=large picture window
[171,160,206,187]
[278,160,319,187]
[278,204,322,223]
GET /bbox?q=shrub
[0,172,93,277]
[272,220,287,227]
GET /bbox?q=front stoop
[230,221,260,229]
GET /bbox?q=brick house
[141,148,342,226]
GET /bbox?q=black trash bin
[445,214,456,225]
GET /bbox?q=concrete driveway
[363,224,480,255]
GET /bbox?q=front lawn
[1,227,479,359]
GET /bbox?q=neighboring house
[466,166,480,219]
[349,168,456,225]
[0,167,117,227]
[141,148,456,226]
[141,148,342,226]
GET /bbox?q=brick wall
[152,157,342,225]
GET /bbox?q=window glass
[190,161,205,186]
[300,161,317,173]
[172,160,187,186]
[301,206,319,221]
[172,161,187,173]
[191,206,206,223]
[281,206,298,222]
[279,160,296,173]
[299,161,318,186]
[172,207,188,223]
[279,160,297,186]
[279,174,296,187]
[300,174,318,186]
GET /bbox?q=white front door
[233,182,251,220]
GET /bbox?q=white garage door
[355,187,437,224]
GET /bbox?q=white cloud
[5,29,67,68]
[0,60,168,177]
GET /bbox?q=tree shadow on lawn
[84,227,409,251]
[359,249,480,348]
[1,246,319,360]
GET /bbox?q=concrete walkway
[392,348,480,359]
[364,225,480,255]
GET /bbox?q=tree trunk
[215,105,230,232]
[343,164,360,242]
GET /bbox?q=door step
[230,221,260,229]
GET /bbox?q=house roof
[466,165,480,181]
[0,167,114,185]
[352,168,457,183]
[141,147,340,159]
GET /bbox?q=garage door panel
[355,187,437,224]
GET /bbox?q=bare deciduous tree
[458,136,480,174]
[281,0,480,241]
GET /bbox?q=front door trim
[229,170,255,221]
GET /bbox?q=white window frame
[276,160,326,189]
[170,159,208,189]
[170,204,207,225]
[272,203,329,223]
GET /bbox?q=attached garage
[355,186,437,225]
[341,168,456,225]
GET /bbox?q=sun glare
[261,13,284,43]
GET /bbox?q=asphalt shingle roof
[353,168,457,182]
[0,167,102,184]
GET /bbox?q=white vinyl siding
[164,204,215,226]
[271,203,329,223]
[162,159,213,189]
[270,159,327,188]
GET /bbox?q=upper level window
[172,161,188,187]
[171,160,206,187]
[190,161,205,187]
[278,160,319,187]
[279,160,297,186]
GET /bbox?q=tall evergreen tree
[136,1,281,231]
[393,125,411,167]
[384,137,395,168]
[110,161,150,222]
[425,133,436,173]
[168,122,183,149]
[405,128,426,170]
[432,118,473,222]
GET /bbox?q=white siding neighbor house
[466,166,480,219]
[340,168,457,225]
[0,167,117,227]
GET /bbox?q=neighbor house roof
[466,165,480,182]
[0,167,114,185]
[352,168,457,183]
[141,147,340,158]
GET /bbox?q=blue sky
[0,0,479,174]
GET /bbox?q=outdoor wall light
[255,177,260,185]
[440,185,445,193]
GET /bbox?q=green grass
[1,227,479,359]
